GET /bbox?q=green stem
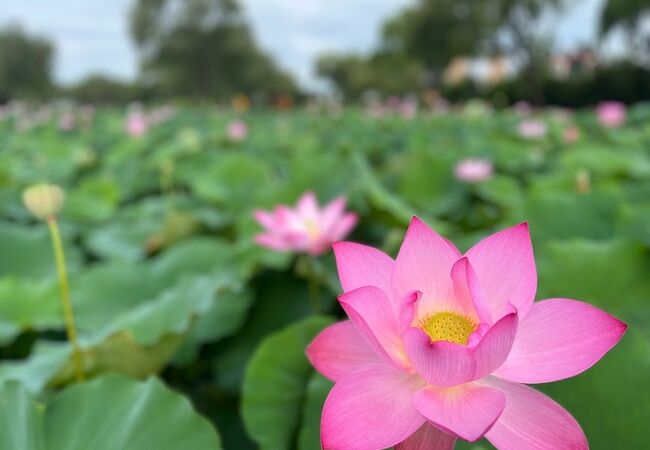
[47,216,85,382]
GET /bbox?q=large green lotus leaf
[297,372,333,450]
[394,150,456,213]
[523,188,621,242]
[560,145,650,178]
[84,219,158,261]
[266,147,356,208]
[0,374,222,450]
[242,315,333,450]
[353,153,447,232]
[83,198,175,262]
[0,278,61,345]
[151,237,236,283]
[0,221,80,279]
[180,153,275,212]
[536,239,650,334]
[211,272,314,394]
[0,341,70,393]
[1,264,246,388]
[475,175,523,210]
[173,286,255,365]
[0,379,45,450]
[63,177,120,224]
[617,202,650,246]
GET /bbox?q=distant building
[443,55,523,86]
[550,48,599,80]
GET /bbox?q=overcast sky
[0,0,608,90]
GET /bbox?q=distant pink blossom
[58,113,76,131]
[308,218,626,449]
[228,119,248,141]
[597,101,626,128]
[126,111,148,137]
[80,105,95,122]
[399,99,418,119]
[454,158,493,183]
[563,126,580,144]
[365,100,385,118]
[518,119,547,139]
[513,101,532,116]
[149,105,176,126]
[254,192,358,255]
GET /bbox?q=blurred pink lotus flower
[228,119,248,141]
[518,119,547,139]
[564,125,580,144]
[58,113,76,131]
[454,158,493,183]
[254,192,358,255]
[308,218,625,449]
[513,100,532,116]
[365,100,385,118]
[399,99,418,119]
[148,105,176,126]
[80,104,95,122]
[126,111,148,137]
[597,101,626,128]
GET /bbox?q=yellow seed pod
[22,183,65,220]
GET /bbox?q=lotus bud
[576,169,591,194]
[22,183,65,220]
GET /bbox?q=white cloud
[241,0,414,89]
[0,0,137,84]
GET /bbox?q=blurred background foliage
[0,0,648,105]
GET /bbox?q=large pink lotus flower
[254,192,358,256]
[454,158,493,183]
[308,218,626,449]
[597,101,626,128]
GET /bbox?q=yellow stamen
[304,219,320,240]
[420,311,477,345]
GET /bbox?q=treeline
[316,0,650,106]
[1,0,649,105]
[0,0,296,104]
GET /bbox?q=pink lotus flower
[58,112,76,131]
[228,119,248,141]
[518,119,547,139]
[126,111,148,137]
[254,192,358,255]
[308,218,625,449]
[597,101,626,128]
[399,99,418,119]
[454,158,493,183]
[563,125,580,144]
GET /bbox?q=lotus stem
[47,216,85,381]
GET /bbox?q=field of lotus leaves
[0,102,649,449]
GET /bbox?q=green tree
[63,74,139,104]
[382,0,562,72]
[316,52,423,100]
[600,0,650,55]
[129,0,295,100]
[0,25,53,101]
